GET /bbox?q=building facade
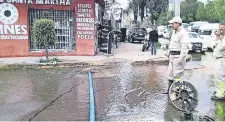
[0,0,103,57]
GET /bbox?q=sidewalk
[0,43,169,67]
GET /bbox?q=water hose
[88,72,95,122]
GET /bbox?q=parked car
[198,23,219,50]
[164,25,173,39]
[129,28,147,43]
[145,28,152,40]
[190,21,209,33]
[163,29,170,39]
[182,23,190,31]
[158,26,166,38]
[188,32,208,53]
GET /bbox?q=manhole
[169,81,198,112]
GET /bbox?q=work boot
[162,80,174,94]
[211,94,225,100]
[211,91,225,100]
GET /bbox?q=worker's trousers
[167,55,186,81]
[214,58,225,97]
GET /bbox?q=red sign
[0,0,71,5]
[0,3,28,40]
[75,0,95,40]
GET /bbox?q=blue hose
[88,72,95,122]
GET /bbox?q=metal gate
[28,9,75,51]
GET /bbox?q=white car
[198,23,219,50]
[158,26,166,37]
[188,32,208,53]
[163,30,170,39]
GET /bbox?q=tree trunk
[141,6,144,21]
[45,46,49,61]
[140,1,145,21]
[134,9,138,23]
[146,7,148,17]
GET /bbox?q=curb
[0,60,167,70]
[0,62,93,70]
[0,55,192,70]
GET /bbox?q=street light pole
[174,0,181,17]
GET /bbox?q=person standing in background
[149,28,159,55]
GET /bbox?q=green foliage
[33,19,56,48]
[40,57,61,63]
[157,41,161,47]
[214,0,225,21]
[51,57,61,63]
[205,1,219,22]
[157,11,173,25]
[145,0,168,22]
[127,0,225,25]
[196,3,206,20]
[180,0,204,22]
[127,0,168,25]
[196,0,225,23]
[33,19,56,60]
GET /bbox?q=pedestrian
[211,20,225,100]
[149,28,159,55]
[163,17,190,94]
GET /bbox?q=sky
[116,0,129,9]
[116,0,210,10]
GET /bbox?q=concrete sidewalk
[0,43,168,66]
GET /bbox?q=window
[199,30,212,35]
[188,33,200,38]
[29,9,75,51]
[136,28,147,33]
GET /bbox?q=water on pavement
[0,52,224,121]
[94,52,225,121]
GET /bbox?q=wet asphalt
[0,52,224,121]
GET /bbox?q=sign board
[75,3,95,40]
[0,3,28,40]
[95,3,99,23]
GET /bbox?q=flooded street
[94,52,225,121]
[0,52,224,121]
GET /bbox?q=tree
[33,19,56,61]
[205,1,219,22]
[180,0,203,22]
[214,0,225,21]
[196,2,206,20]
[157,11,173,25]
[139,0,146,21]
[126,0,168,26]
[146,0,168,26]
[127,0,139,23]
[196,0,221,23]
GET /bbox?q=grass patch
[39,57,62,64]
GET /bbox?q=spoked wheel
[169,81,198,112]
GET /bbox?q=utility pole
[174,0,181,17]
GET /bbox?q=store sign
[0,0,71,5]
[0,25,28,39]
[76,3,95,40]
[0,3,28,40]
